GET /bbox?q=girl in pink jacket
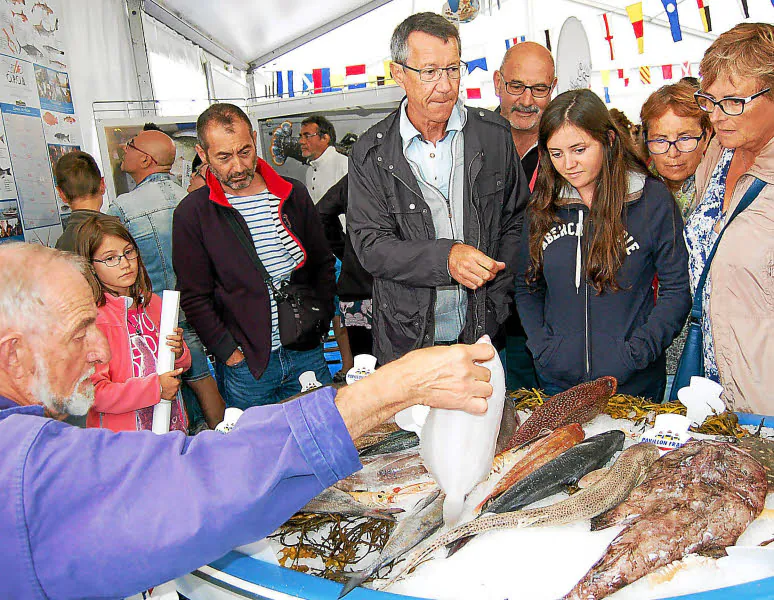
[75,215,190,432]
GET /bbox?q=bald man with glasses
[109,127,226,433]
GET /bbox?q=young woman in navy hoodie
[514,89,691,401]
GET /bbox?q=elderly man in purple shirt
[0,243,495,600]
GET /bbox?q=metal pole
[125,0,156,115]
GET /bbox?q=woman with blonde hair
[680,22,774,413]
[641,80,712,219]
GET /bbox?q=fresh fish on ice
[298,486,402,521]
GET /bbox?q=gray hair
[390,12,461,64]
[0,243,89,336]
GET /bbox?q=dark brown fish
[505,377,617,450]
[495,396,520,454]
[566,440,768,600]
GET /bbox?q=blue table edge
[201,411,774,599]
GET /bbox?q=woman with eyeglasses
[75,215,191,432]
[682,23,774,414]
[514,89,690,402]
[641,80,712,220]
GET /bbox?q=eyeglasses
[645,130,706,155]
[694,88,771,116]
[92,247,139,268]
[299,132,321,140]
[503,81,553,98]
[397,62,468,83]
[124,138,158,164]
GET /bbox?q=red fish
[42,111,57,126]
[506,377,617,450]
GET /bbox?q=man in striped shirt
[173,104,336,408]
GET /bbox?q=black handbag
[224,209,327,350]
[668,177,766,401]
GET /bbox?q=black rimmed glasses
[694,88,771,116]
[504,81,553,98]
[124,138,158,164]
[645,130,706,155]
[92,247,139,268]
[397,62,468,82]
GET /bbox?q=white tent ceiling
[145,0,394,69]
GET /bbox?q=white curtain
[59,0,140,174]
[211,63,249,101]
[142,12,208,117]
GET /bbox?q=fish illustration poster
[0,0,79,245]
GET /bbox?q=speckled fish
[390,443,660,584]
[737,420,774,488]
[298,486,403,521]
[483,429,625,515]
[567,440,767,600]
[475,423,585,513]
[339,488,445,598]
[359,429,419,457]
[335,451,428,492]
[505,376,617,450]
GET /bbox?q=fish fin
[364,508,403,521]
[577,467,609,489]
[338,571,370,598]
[755,418,765,437]
[410,487,442,512]
[445,535,473,557]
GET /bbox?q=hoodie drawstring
[575,210,584,294]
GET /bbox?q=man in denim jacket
[108,128,224,430]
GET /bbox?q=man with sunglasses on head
[348,12,529,366]
[492,41,556,392]
[109,126,226,433]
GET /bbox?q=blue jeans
[221,344,333,409]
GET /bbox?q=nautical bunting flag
[662,64,673,80]
[604,87,611,103]
[618,68,625,79]
[312,68,331,94]
[640,65,651,85]
[737,0,749,18]
[682,61,692,77]
[626,2,645,54]
[505,35,527,49]
[544,29,552,51]
[466,87,482,100]
[600,69,611,86]
[383,60,395,84]
[276,71,295,98]
[302,73,313,93]
[345,64,367,89]
[467,57,488,73]
[331,74,345,92]
[600,13,616,60]
[697,0,712,32]
[661,0,683,42]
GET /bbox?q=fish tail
[338,570,372,598]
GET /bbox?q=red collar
[206,157,293,207]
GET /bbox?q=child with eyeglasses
[74,214,191,432]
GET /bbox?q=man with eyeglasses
[110,127,226,433]
[494,42,556,187]
[348,12,530,365]
[492,42,556,392]
[299,115,348,205]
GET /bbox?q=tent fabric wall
[60,0,140,174]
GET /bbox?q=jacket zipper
[581,210,590,378]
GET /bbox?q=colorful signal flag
[640,65,651,85]
[600,14,616,60]
[345,64,367,89]
[661,0,683,42]
[626,2,645,54]
[697,0,712,32]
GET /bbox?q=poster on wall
[0,198,23,244]
[0,0,78,246]
[98,120,198,202]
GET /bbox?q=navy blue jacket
[514,175,690,399]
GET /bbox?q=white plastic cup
[299,371,322,392]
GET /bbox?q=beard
[209,163,256,191]
[508,104,540,131]
[31,354,95,417]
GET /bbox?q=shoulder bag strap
[690,177,766,320]
[222,208,277,292]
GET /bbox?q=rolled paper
[152,290,181,435]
